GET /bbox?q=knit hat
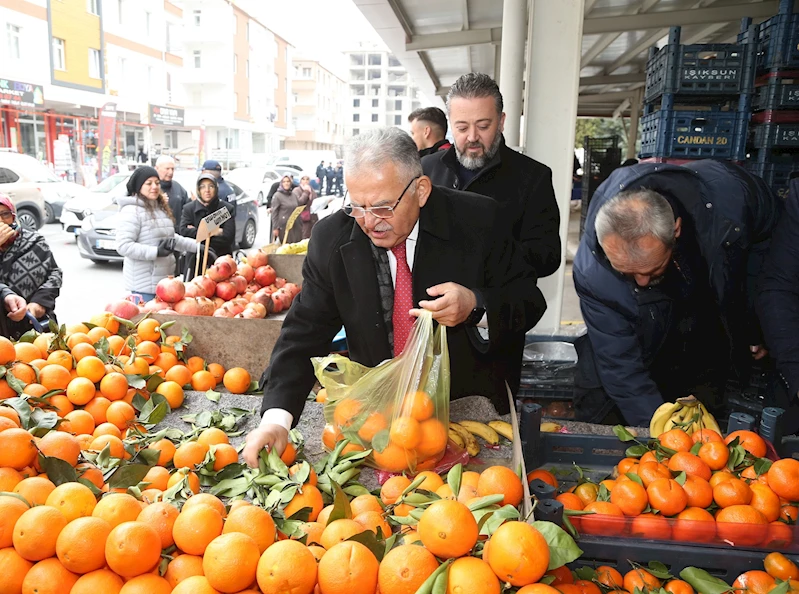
[0,193,15,214]
[126,166,160,196]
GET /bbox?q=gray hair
[344,128,423,180]
[595,189,677,253]
[446,73,503,115]
[155,155,175,167]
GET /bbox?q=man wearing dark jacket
[242,128,546,465]
[408,107,452,158]
[573,161,779,426]
[325,163,335,196]
[156,155,190,229]
[422,73,561,278]
[316,160,326,194]
[179,173,236,258]
[201,160,236,204]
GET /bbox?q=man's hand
[27,303,45,320]
[4,294,27,321]
[243,424,289,468]
[750,345,769,361]
[273,229,280,239]
[0,223,16,245]
[410,283,477,327]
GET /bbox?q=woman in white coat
[116,167,196,301]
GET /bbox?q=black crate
[756,11,799,71]
[751,122,799,147]
[753,75,799,110]
[580,136,622,237]
[743,159,798,197]
[645,27,755,104]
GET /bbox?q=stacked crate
[743,0,799,197]
[639,26,755,162]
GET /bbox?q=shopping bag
[312,310,450,474]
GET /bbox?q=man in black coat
[573,161,779,426]
[325,163,335,196]
[316,160,326,194]
[156,155,190,229]
[408,106,452,158]
[242,128,546,465]
[422,73,561,278]
[179,173,236,259]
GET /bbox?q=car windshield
[92,173,128,193]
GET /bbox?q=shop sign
[149,104,185,127]
[0,78,44,109]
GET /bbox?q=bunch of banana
[449,422,481,456]
[275,239,310,255]
[649,395,721,438]
[488,420,514,441]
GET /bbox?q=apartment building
[344,42,423,138]
[285,55,346,152]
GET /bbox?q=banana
[649,401,682,437]
[449,423,480,457]
[540,422,563,433]
[488,420,514,441]
[448,429,465,449]
[458,420,500,445]
[697,402,722,434]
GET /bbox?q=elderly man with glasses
[243,128,546,466]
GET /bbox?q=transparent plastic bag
[313,310,450,474]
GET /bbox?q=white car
[60,172,129,234]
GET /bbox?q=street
[42,205,274,326]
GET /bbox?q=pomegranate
[174,298,202,316]
[215,281,237,301]
[274,277,287,289]
[240,307,262,319]
[232,297,249,308]
[251,289,272,311]
[183,282,204,298]
[246,302,267,318]
[214,307,234,318]
[237,263,254,283]
[270,293,284,314]
[141,298,171,313]
[157,308,174,314]
[197,297,216,316]
[229,274,248,295]
[254,265,277,287]
[194,275,216,297]
[207,259,235,282]
[246,283,261,293]
[248,249,268,268]
[156,276,185,304]
[283,283,301,298]
[212,297,225,309]
[105,299,141,320]
[274,289,293,311]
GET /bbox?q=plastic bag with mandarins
[312,310,450,474]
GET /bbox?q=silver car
[0,152,49,229]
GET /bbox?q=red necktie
[391,242,414,356]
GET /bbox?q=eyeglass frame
[343,175,421,219]
[0,210,15,223]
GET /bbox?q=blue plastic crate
[639,107,749,160]
[751,122,799,148]
[744,159,798,197]
[753,75,799,110]
[755,12,799,71]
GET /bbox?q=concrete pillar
[523,0,584,333]
[499,0,527,147]
[626,88,642,160]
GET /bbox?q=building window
[395,99,402,110]
[302,67,311,78]
[193,50,201,68]
[193,10,201,26]
[117,0,123,24]
[233,54,237,74]
[7,25,20,60]
[372,99,378,108]
[368,54,381,66]
[353,99,360,107]
[352,128,359,135]
[394,115,402,125]
[52,38,66,70]
[350,54,364,66]
[368,69,381,80]
[389,55,401,67]
[370,85,380,96]
[88,48,101,78]
[86,0,99,15]
[371,114,378,122]
[144,11,151,36]
[353,114,359,122]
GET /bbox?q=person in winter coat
[422,73,561,278]
[116,167,196,301]
[0,194,61,337]
[408,106,452,158]
[573,160,779,427]
[291,175,318,239]
[180,173,236,259]
[156,155,190,228]
[271,175,304,244]
[316,160,326,194]
[0,281,28,339]
[325,164,335,196]
[334,164,344,197]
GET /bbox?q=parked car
[0,152,77,227]
[60,172,129,235]
[77,181,259,263]
[226,167,282,206]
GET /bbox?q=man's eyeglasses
[0,211,15,223]
[343,176,420,219]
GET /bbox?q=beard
[455,129,502,170]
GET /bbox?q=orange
[357,412,388,442]
[624,568,661,593]
[255,540,317,594]
[741,465,769,485]
[70,342,98,362]
[725,430,767,458]
[122,356,149,376]
[223,504,276,554]
[580,501,626,535]
[183,493,227,518]
[89,312,119,334]
[118,574,171,594]
[14,342,43,363]
[610,480,648,516]
[595,566,624,590]
[22,383,48,399]
[65,377,96,406]
[197,428,229,446]
[668,451,711,481]
[173,441,210,469]
[556,492,584,511]
[750,483,781,522]
[284,484,324,522]
[106,336,129,357]
[0,415,16,432]
[350,494,383,516]
[0,406,21,426]
[0,495,30,548]
[222,367,250,394]
[333,398,362,428]
[71,568,124,593]
[321,423,343,451]
[709,470,734,488]
[66,332,91,350]
[13,504,68,561]
[665,580,695,594]
[105,401,135,430]
[0,335,16,364]
[136,318,161,342]
[317,541,379,594]
[137,501,179,549]
[38,364,71,392]
[767,458,799,502]
[167,469,200,494]
[0,428,37,470]
[164,554,205,588]
[76,464,104,490]
[319,519,363,550]
[447,557,500,594]
[75,356,105,384]
[354,510,392,537]
[62,410,95,435]
[153,352,178,373]
[86,325,111,342]
[0,547,34,594]
[206,362,224,383]
[280,441,297,465]
[414,470,445,492]
[389,416,421,450]
[764,552,799,581]
[630,513,672,540]
[51,394,75,417]
[105,521,162,578]
[171,575,222,594]
[527,469,559,488]
[45,481,97,522]
[294,521,324,547]
[47,350,73,371]
[91,493,142,528]
[212,443,239,471]
[377,544,438,594]
[716,505,768,546]
[202,532,260,593]
[682,475,714,509]
[89,434,127,459]
[713,477,752,508]
[518,586,563,594]
[99,373,128,401]
[415,418,448,458]
[698,441,729,471]
[402,391,434,421]
[380,475,412,505]
[37,431,80,467]
[191,370,216,391]
[484,521,549,586]
[732,571,776,594]
[658,429,693,453]
[173,504,224,555]
[573,581,603,594]
[0,467,23,491]
[55,516,112,574]
[418,499,478,559]
[574,482,599,506]
[477,465,524,507]
[9,362,35,385]
[646,478,688,516]
[134,341,161,363]
[13,476,56,506]
[20,557,79,593]
[164,364,193,387]
[148,438,176,466]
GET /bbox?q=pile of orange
[730,552,799,594]
[544,427,798,549]
[323,390,448,474]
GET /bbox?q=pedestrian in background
[334,163,344,196]
[271,175,304,244]
[316,160,327,194]
[116,167,195,301]
[408,107,452,157]
[292,175,318,239]
[156,155,190,229]
[325,162,335,196]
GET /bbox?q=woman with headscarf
[271,175,304,244]
[0,193,61,337]
[116,166,196,301]
[292,175,318,239]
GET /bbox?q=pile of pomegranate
[106,251,300,320]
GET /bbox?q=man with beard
[155,155,190,229]
[422,73,560,278]
[573,161,778,427]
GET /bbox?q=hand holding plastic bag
[313,310,450,474]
